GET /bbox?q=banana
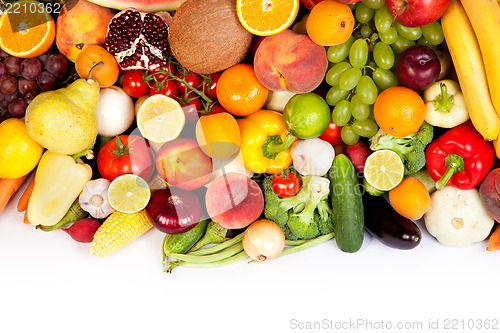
[460,0,500,115]
[441,0,500,141]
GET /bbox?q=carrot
[17,174,35,212]
[487,223,500,252]
[0,175,29,214]
[23,211,30,224]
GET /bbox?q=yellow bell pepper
[237,109,296,174]
[27,151,93,226]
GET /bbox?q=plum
[479,168,500,221]
[205,172,264,229]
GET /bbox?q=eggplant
[363,194,422,250]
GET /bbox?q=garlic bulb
[79,178,115,219]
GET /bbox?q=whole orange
[216,63,268,117]
[373,86,426,137]
[306,0,355,46]
[389,176,431,220]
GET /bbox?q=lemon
[283,93,331,139]
[108,174,151,214]
[0,118,43,179]
[364,150,405,191]
[136,94,185,144]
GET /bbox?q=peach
[55,0,116,62]
[205,172,264,229]
[253,29,328,94]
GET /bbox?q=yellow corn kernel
[89,210,153,257]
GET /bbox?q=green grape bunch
[323,0,445,146]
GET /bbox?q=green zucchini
[329,154,364,253]
[163,219,209,256]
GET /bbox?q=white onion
[242,219,285,262]
[96,86,134,137]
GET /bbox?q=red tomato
[150,64,176,81]
[204,104,226,116]
[200,71,221,100]
[97,135,155,181]
[318,120,343,146]
[150,79,178,97]
[175,71,201,95]
[272,172,301,198]
[122,70,149,97]
[178,92,203,123]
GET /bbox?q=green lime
[283,93,331,139]
[364,149,404,191]
[108,174,151,214]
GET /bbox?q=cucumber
[329,154,364,253]
[163,219,209,256]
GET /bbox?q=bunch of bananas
[441,0,500,153]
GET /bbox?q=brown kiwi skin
[168,0,253,75]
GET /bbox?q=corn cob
[89,210,153,256]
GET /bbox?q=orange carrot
[487,223,500,252]
[0,175,29,214]
[23,211,30,224]
[17,175,35,212]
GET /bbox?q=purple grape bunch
[0,49,69,120]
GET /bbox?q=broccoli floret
[262,173,333,240]
[370,122,434,176]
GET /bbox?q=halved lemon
[108,174,151,214]
[136,94,185,144]
[0,0,55,58]
[364,149,405,191]
[236,0,300,36]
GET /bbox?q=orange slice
[136,94,185,144]
[237,0,300,36]
[0,0,56,58]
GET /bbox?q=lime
[364,149,404,191]
[283,92,331,139]
[108,174,151,214]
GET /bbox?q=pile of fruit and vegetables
[1,0,500,273]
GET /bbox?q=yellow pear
[25,78,100,155]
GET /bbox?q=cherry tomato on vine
[175,71,201,95]
[178,92,203,123]
[272,172,301,198]
[204,104,226,116]
[97,135,155,182]
[318,120,343,146]
[150,79,178,97]
[149,63,176,81]
[200,71,222,100]
[122,70,149,97]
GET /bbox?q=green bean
[167,251,249,273]
[167,242,244,264]
[280,233,335,258]
[284,239,308,246]
[188,232,245,256]
[251,232,335,263]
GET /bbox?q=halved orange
[237,0,300,36]
[136,94,185,144]
[0,0,56,58]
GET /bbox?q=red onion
[146,187,202,234]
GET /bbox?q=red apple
[155,138,213,191]
[385,0,451,27]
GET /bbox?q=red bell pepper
[425,121,495,190]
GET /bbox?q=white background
[0,182,499,333]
